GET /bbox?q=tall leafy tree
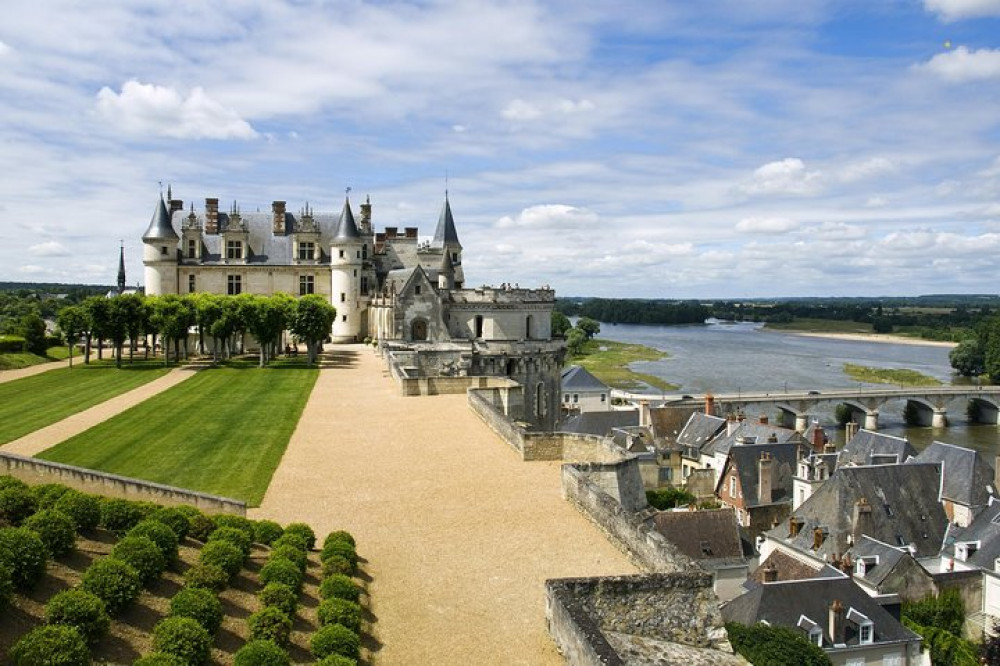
[949,338,985,377]
[56,305,88,368]
[150,295,195,364]
[193,293,223,360]
[82,296,112,363]
[117,293,149,364]
[551,311,571,338]
[576,317,600,340]
[291,295,336,365]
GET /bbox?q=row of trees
[56,293,336,367]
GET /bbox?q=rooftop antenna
[445,170,449,198]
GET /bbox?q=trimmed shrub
[169,587,223,634]
[317,597,362,633]
[148,507,191,541]
[128,520,179,564]
[198,540,244,579]
[99,498,145,535]
[45,589,110,644]
[183,563,229,592]
[133,654,187,666]
[311,623,360,661]
[321,540,357,570]
[323,530,356,549]
[152,616,212,666]
[259,557,303,592]
[9,625,90,666]
[24,509,77,557]
[283,522,316,549]
[54,491,101,532]
[207,526,251,557]
[0,561,13,610]
[183,511,216,543]
[322,555,353,578]
[0,475,28,492]
[271,543,307,573]
[319,574,361,603]
[317,655,358,666]
[247,606,293,646]
[234,639,290,666]
[81,558,141,613]
[0,526,48,591]
[0,486,39,525]
[259,582,298,617]
[253,519,284,546]
[271,532,309,552]
[110,535,166,585]
[31,483,72,509]
[212,514,256,540]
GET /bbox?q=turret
[432,193,463,288]
[142,196,179,295]
[330,195,365,342]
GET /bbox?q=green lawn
[573,338,678,392]
[0,346,72,370]
[0,365,172,444]
[843,363,942,387]
[38,365,319,506]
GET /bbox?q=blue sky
[1,0,999,298]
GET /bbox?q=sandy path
[2,366,201,457]
[251,345,637,665]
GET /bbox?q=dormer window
[298,242,315,260]
[847,608,874,645]
[956,541,980,562]
[226,240,243,259]
[797,615,822,646]
[187,239,197,259]
[856,556,878,576]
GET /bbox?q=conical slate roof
[332,196,361,242]
[432,194,461,248]
[142,196,178,241]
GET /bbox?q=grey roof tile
[840,430,915,467]
[912,441,995,508]
[143,197,178,241]
[561,365,609,391]
[432,195,461,247]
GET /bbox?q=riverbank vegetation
[573,339,676,392]
[842,363,942,387]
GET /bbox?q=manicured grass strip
[573,338,678,392]
[39,366,319,506]
[0,365,172,444]
[843,363,942,387]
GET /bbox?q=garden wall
[0,452,246,515]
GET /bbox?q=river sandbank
[771,329,957,348]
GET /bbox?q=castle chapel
[142,189,565,429]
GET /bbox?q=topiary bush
[0,486,39,525]
[317,655,358,666]
[247,606,293,646]
[24,509,77,558]
[319,573,360,603]
[81,558,141,613]
[54,491,101,532]
[152,616,212,666]
[198,540,244,579]
[31,483,72,509]
[0,475,28,492]
[322,555,353,578]
[271,544,307,573]
[110,535,166,585]
[310,623,360,661]
[320,539,357,570]
[323,530,356,549]
[259,557,303,592]
[128,520,179,564]
[271,532,309,552]
[133,653,187,666]
[99,498,146,535]
[282,522,316,549]
[233,639,290,666]
[0,526,49,591]
[183,563,229,592]
[169,587,223,634]
[212,514,257,540]
[148,507,191,541]
[9,624,90,666]
[253,520,284,546]
[317,597,362,633]
[173,505,214,542]
[207,526,251,557]
[259,581,298,617]
[45,589,110,644]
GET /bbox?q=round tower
[330,195,364,342]
[142,196,179,295]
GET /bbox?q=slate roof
[143,197,179,241]
[942,498,1000,568]
[839,430,916,467]
[648,406,699,444]
[561,365,609,392]
[720,441,800,508]
[559,410,639,437]
[706,421,803,459]
[912,441,995,508]
[845,536,912,588]
[749,549,834,585]
[764,463,948,559]
[722,577,920,648]
[676,413,726,453]
[332,196,361,241]
[432,195,461,247]
[652,508,745,566]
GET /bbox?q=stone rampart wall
[0,452,245,515]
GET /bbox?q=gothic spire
[432,191,461,248]
[117,242,126,295]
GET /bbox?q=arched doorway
[411,319,428,341]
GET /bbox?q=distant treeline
[556,298,709,325]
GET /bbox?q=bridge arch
[968,396,1000,425]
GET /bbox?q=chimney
[405,226,418,239]
[705,393,715,416]
[272,201,286,234]
[762,562,778,583]
[841,553,853,577]
[768,432,778,443]
[829,599,846,645]
[639,401,651,428]
[737,412,746,423]
[789,516,802,537]
[812,526,826,550]
[824,439,838,455]
[726,414,738,437]
[758,451,773,504]
[759,414,769,425]
[811,423,826,454]
[169,198,184,213]
[853,497,873,543]
[845,420,859,443]
[385,226,398,239]
[205,198,219,234]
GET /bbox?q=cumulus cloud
[501,98,596,122]
[923,0,1000,21]
[838,157,895,183]
[28,241,70,257]
[744,158,823,195]
[735,216,799,233]
[95,81,257,140]
[918,47,1000,82]
[0,40,11,56]
[496,204,598,229]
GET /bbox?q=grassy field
[39,365,319,505]
[573,338,678,391]
[843,363,942,387]
[764,318,874,334]
[0,365,172,444]
[0,346,71,370]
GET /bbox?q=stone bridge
[612,386,1000,432]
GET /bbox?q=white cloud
[0,40,11,56]
[496,204,598,229]
[19,265,49,275]
[866,196,888,208]
[745,158,823,195]
[452,124,467,133]
[735,216,799,233]
[501,98,596,122]
[28,241,70,257]
[924,0,1000,21]
[918,47,1000,82]
[95,81,257,140]
[838,157,895,183]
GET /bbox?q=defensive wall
[0,451,246,515]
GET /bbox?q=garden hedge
[282,522,316,550]
[310,623,360,661]
[81,558,142,613]
[183,563,230,592]
[0,486,39,525]
[0,526,49,591]
[234,639,290,666]
[24,509,77,558]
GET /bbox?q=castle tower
[432,193,463,288]
[330,195,365,342]
[142,195,179,296]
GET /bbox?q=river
[595,320,999,456]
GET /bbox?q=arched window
[411,318,428,341]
